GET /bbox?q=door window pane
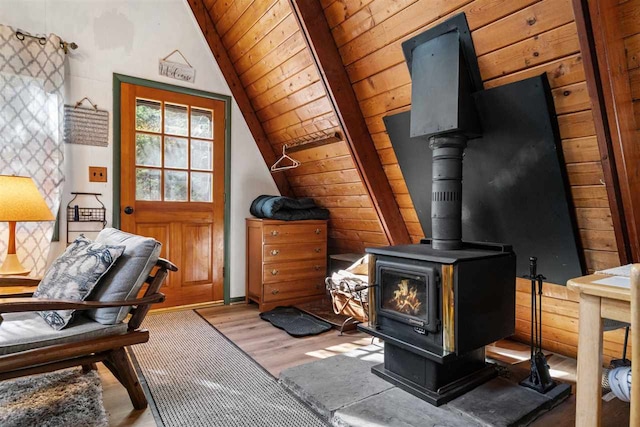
[136,168,161,201]
[165,170,188,201]
[135,99,161,133]
[164,136,188,169]
[135,133,161,167]
[191,139,213,171]
[164,103,188,136]
[191,172,212,202]
[191,108,213,139]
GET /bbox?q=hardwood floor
[197,303,372,377]
[100,364,156,427]
[98,303,629,426]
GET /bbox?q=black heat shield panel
[404,18,481,138]
[384,75,584,285]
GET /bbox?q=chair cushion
[86,228,161,325]
[0,312,127,355]
[33,236,125,330]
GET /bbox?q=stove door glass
[381,269,428,319]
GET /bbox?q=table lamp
[0,175,55,275]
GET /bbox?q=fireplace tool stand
[520,256,556,394]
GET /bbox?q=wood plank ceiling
[191,0,401,253]
[189,0,623,275]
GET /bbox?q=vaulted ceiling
[187,0,622,272]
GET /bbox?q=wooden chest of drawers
[246,218,327,312]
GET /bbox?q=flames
[388,279,423,316]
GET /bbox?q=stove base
[371,340,497,406]
[371,360,497,407]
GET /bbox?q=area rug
[260,306,332,337]
[130,310,328,427]
[0,368,108,427]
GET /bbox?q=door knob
[124,206,134,215]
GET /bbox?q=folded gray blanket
[250,195,330,221]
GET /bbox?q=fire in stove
[388,279,423,317]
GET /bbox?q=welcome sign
[159,50,196,83]
[159,59,195,82]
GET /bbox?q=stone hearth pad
[333,387,482,427]
[278,345,392,419]
[279,344,571,427]
[448,376,571,426]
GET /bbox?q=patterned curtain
[0,24,65,276]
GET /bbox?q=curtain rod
[15,30,78,54]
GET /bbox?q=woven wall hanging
[64,97,109,146]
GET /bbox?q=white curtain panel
[0,24,65,276]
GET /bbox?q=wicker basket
[328,285,368,323]
[326,255,370,324]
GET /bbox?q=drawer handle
[271,289,279,295]
[271,230,279,237]
[271,269,279,276]
[314,228,321,234]
[270,249,280,256]
[314,265,321,271]
[314,248,321,253]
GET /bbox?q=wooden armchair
[0,258,177,410]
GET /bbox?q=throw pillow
[34,236,125,330]
[86,228,161,325]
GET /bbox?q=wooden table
[0,276,39,297]
[567,270,638,427]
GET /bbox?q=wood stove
[358,14,517,406]
[360,241,515,406]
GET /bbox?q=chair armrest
[1,292,35,299]
[157,258,178,272]
[0,276,40,287]
[0,293,165,314]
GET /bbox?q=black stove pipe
[430,134,467,250]
[402,15,484,251]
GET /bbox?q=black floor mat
[260,306,332,337]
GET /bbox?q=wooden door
[120,83,225,307]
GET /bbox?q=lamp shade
[0,175,55,221]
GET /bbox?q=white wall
[0,0,280,299]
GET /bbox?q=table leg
[576,293,603,427]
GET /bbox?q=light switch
[89,166,107,182]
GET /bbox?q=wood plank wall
[514,279,631,364]
[621,0,640,132]
[321,0,621,272]
[201,0,390,252]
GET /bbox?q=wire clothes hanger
[270,144,301,172]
